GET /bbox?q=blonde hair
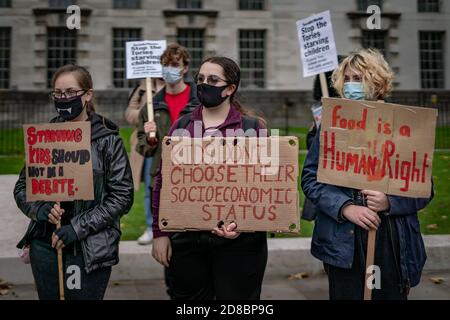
[332,49,394,100]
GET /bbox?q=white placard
[296,10,338,78]
[126,40,167,79]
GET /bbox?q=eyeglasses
[195,74,229,86]
[49,89,86,100]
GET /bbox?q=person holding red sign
[14,64,134,300]
[151,56,268,300]
[301,49,434,300]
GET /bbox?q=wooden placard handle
[146,78,156,138]
[364,229,376,300]
[319,73,329,98]
[56,219,65,300]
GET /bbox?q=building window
[47,27,77,88]
[112,28,141,88]
[419,31,445,89]
[418,0,440,12]
[113,0,140,9]
[361,30,387,58]
[357,0,383,11]
[0,27,11,89]
[0,0,11,7]
[239,30,265,88]
[176,0,202,9]
[239,0,265,10]
[49,0,74,7]
[177,29,204,78]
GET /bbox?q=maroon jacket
[151,104,266,238]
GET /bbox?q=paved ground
[1,175,449,300]
[1,272,449,300]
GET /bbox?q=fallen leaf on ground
[430,277,445,284]
[426,224,438,230]
[288,272,309,280]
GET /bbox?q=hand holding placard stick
[126,40,167,138]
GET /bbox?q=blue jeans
[144,157,153,228]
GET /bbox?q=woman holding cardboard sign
[151,56,268,300]
[301,49,434,300]
[14,64,134,300]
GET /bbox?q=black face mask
[197,83,230,109]
[54,94,86,121]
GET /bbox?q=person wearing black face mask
[14,64,134,300]
[53,89,88,121]
[151,57,268,300]
[196,76,230,109]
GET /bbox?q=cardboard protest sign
[296,10,338,78]
[23,121,94,202]
[159,136,300,233]
[317,98,438,198]
[126,40,167,79]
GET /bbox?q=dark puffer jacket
[14,112,134,274]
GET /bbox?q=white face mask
[162,66,183,84]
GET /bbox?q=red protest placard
[23,121,94,202]
[318,98,438,198]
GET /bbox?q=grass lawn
[1,127,449,240]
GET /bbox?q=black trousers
[166,231,268,300]
[324,215,407,300]
[30,238,111,300]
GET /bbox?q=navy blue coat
[301,127,434,287]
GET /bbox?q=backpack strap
[242,115,259,132]
[175,114,259,131]
[174,113,192,130]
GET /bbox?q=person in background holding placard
[151,56,268,300]
[302,55,345,221]
[14,64,134,300]
[126,77,165,245]
[301,49,434,300]
[136,43,199,244]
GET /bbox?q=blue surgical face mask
[343,82,365,100]
[162,66,183,84]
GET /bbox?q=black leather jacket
[14,113,134,274]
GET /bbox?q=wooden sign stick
[319,73,329,98]
[364,229,376,300]
[146,77,156,138]
[56,219,65,300]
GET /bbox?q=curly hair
[332,48,394,100]
[160,43,190,67]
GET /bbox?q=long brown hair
[51,64,95,114]
[199,56,266,126]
